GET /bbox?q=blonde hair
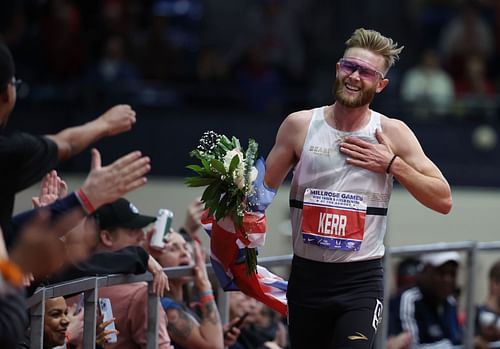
[345,28,404,72]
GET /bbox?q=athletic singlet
[289,106,393,262]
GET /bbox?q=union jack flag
[201,211,288,316]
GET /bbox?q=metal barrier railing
[27,242,500,349]
[376,241,500,349]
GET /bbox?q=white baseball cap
[420,251,461,267]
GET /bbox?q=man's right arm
[46,105,136,161]
[264,111,309,190]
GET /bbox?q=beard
[334,77,377,108]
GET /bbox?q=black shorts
[287,255,384,349]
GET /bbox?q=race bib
[301,188,367,251]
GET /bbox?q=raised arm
[169,242,223,349]
[46,104,136,161]
[264,111,310,189]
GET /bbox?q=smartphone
[150,209,174,249]
[73,292,84,315]
[233,312,249,328]
[98,298,118,344]
[224,312,249,337]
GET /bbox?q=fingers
[340,139,369,153]
[342,136,372,148]
[108,150,143,171]
[91,148,102,170]
[119,156,151,184]
[228,316,242,327]
[114,104,136,123]
[163,273,170,292]
[83,151,150,208]
[99,318,116,329]
[47,171,58,196]
[153,272,169,297]
[339,144,366,160]
[31,197,41,208]
[59,179,68,197]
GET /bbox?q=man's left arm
[340,119,452,214]
[382,120,452,214]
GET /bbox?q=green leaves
[185,176,216,187]
[228,154,240,174]
[210,159,226,175]
[186,132,261,274]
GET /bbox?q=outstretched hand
[183,198,204,236]
[339,128,394,173]
[80,148,150,210]
[32,170,68,208]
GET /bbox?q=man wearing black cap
[0,42,138,231]
[80,197,173,349]
[93,198,157,251]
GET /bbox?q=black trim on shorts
[289,199,388,216]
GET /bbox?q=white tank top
[289,106,393,262]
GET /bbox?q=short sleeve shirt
[0,132,58,227]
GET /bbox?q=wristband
[200,294,215,303]
[386,155,398,174]
[76,189,96,214]
[199,289,213,297]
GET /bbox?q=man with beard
[250,28,452,349]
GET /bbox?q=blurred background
[3,0,500,305]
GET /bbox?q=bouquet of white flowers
[185,131,260,273]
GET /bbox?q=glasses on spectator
[338,58,384,81]
[11,77,23,91]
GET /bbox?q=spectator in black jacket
[0,42,137,233]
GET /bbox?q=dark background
[2,0,499,186]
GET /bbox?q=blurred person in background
[400,49,455,120]
[150,229,224,349]
[386,257,421,349]
[227,292,287,349]
[72,198,172,349]
[474,259,500,349]
[438,1,495,80]
[453,55,497,121]
[42,296,117,349]
[389,251,462,348]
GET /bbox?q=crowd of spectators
[0,0,498,120]
[1,1,500,347]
